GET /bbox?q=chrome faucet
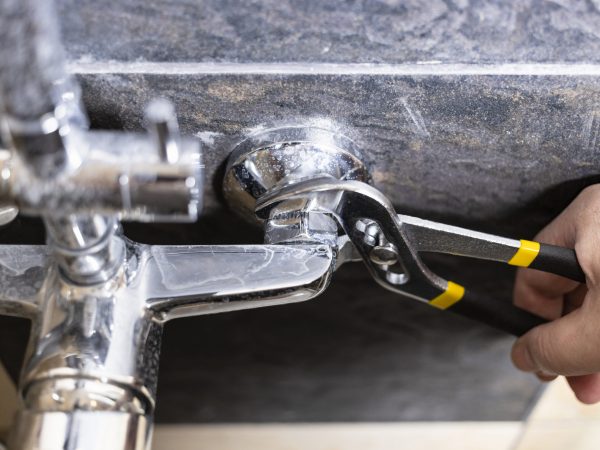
[0,1,337,449]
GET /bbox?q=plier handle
[257,177,584,336]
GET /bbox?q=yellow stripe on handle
[429,281,465,310]
[508,240,540,267]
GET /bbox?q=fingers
[514,186,600,319]
[513,269,566,320]
[512,299,600,376]
[567,374,600,404]
[512,185,600,404]
[563,283,588,315]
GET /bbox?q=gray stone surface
[57,0,600,63]
[77,70,600,232]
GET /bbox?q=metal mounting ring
[223,125,371,224]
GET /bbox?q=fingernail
[512,342,535,372]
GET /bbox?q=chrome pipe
[9,411,152,450]
[10,246,159,450]
[0,1,203,448]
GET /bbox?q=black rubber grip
[529,243,585,284]
[450,291,547,336]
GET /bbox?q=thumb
[512,303,600,376]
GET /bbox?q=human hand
[511,185,600,403]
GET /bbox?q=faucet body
[0,3,340,448]
[0,8,340,442]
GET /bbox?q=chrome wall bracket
[223,125,371,253]
[223,125,371,223]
